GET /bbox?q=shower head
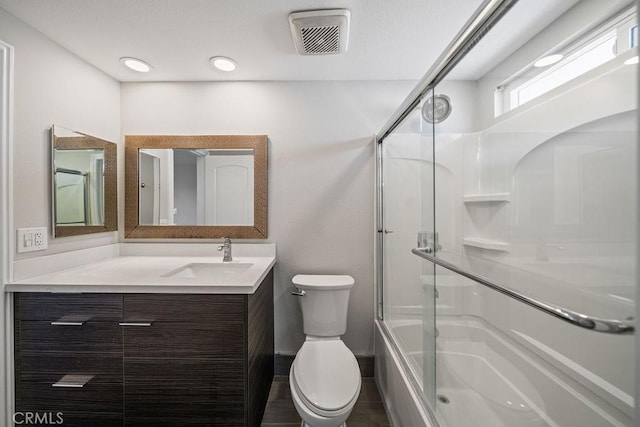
[421,94,452,124]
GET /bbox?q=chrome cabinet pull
[52,374,94,388]
[119,322,153,327]
[50,321,85,326]
[291,288,306,297]
[50,315,89,326]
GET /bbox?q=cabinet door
[15,293,124,426]
[122,294,246,426]
[247,270,274,427]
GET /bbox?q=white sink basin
[163,262,253,281]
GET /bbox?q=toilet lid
[293,340,360,412]
[292,274,354,290]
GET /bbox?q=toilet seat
[291,340,361,418]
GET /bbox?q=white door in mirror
[200,154,254,226]
[17,227,48,253]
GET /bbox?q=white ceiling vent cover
[289,9,351,55]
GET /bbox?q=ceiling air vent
[289,9,351,55]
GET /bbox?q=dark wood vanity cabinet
[14,269,274,427]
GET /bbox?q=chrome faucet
[217,237,232,262]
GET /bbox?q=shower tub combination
[384,316,631,426]
[374,0,637,426]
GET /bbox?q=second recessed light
[120,57,153,72]
[210,56,237,72]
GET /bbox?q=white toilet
[289,274,361,427]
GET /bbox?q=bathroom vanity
[8,246,276,427]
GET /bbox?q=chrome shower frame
[375,0,518,323]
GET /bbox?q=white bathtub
[378,317,632,427]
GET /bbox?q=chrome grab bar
[412,248,635,335]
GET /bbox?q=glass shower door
[381,89,437,412]
[429,1,637,425]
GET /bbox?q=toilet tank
[292,274,354,337]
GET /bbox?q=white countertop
[7,243,276,294]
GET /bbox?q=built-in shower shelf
[463,237,510,252]
[463,193,510,203]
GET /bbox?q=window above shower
[496,5,637,117]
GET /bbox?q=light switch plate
[17,227,48,253]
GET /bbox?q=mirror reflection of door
[55,168,86,225]
[139,152,160,225]
[197,150,254,226]
[54,148,105,227]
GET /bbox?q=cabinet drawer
[123,321,244,359]
[17,293,122,321]
[18,354,122,382]
[16,379,123,414]
[124,358,244,425]
[17,321,122,354]
[123,294,244,323]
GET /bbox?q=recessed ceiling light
[210,56,237,72]
[120,57,152,73]
[534,54,564,68]
[624,56,639,65]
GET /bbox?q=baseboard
[275,354,374,377]
[274,354,295,376]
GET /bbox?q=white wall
[0,8,121,261]
[121,80,415,355]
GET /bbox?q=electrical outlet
[34,229,44,246]
[17,227,48,253]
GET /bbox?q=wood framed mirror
[52,125,118,238]
[125,135,268,239]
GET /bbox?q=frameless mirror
[51,125,117,237]
[125,135,268,239]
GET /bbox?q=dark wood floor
[261,375,390,426]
